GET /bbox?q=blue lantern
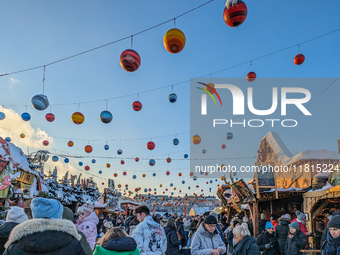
[64,158,69,163]
[171,192,174,195]
[0,112,5,120]
[233,172,237,176]
[202,149,206,154]
[226,132,233,140]
[168,93,177,103]
[210,180,213,183]
[99,170,102,174]
[31,94,49,111]
[188,186,191,189]
[184,154,188,159]
[173,138,179,146]
[193,176,197,181]
[215,179,218,182]
[154,188,156,191]
[100,110,113,124]
[92,159,96,164]
[152,173,156,177]
[144,188,147,192]
[182,180,185,184]
[21,112,31,121]
[209,188,212,192]
[133,175,137,179]
[170,183,173,187]
[52,156,58,162]
[117,149,123,155]
[5,137,11,142]
[149,159,155,166]
[79,162,83,166]
[104,144,109,150]
[125,187,128,190]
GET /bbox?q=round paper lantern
[193,176,197,181]
[104,144,109,150]
[173,138,179,146]
[153,173,156,177]
[64,158,69,163]
[178,173,182,177]
[113,173,118,177]
[246,71,256,82]
[85,145,93,153]
[202,149,206,154]
[45,113,55,122]
[85,166,90,171]
[142,174,146,178]
[192,135,201,145]
[71,112,85,125]
[79,162,83,166]
[133,175,137,179]
[31,94,49,111]
[132,101,142,111]
[223,0,247,27]
[168,93,177,103]
[100,110,113,124]
[106,163,111,168]
[5,137,11,142]
[52,156,58,162]
[125,184,128,187]
[149,159,155,166]
[184,154,188,159]
[163,28,186,54]
[189,172,194,177]
[118,184,121,188]
[135,157,139,162]
[135,188,139,192]
[0,112,5,120]
[166,157,171,163]
[21,112,31,121]
[120,49,141,72]
[92,159,96,164]
[226,132,233,140]
[147,141,155,150]
[149,188,152,192]
[67,141,74,147]
[182,180,185,184]
[294,53,305,65]
[144,188,148,192]
[196,185,199,188]
[170,183,173,187]
[121,160,125,165]
[188,186,191,190]
[43,140,49,146]
[117,149,123,155]
[20,133,25,138]
[166,171,170,176]
[205,172,209,176]
[102,182,105,185]
[160,184,162,187]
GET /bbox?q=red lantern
[114,173,118,177]
[294,53,305,65]
[85,166,90,171]
[42,140,49,146]
[189,172,194,177]
[166,157,171,163]
[135,157,139,162]
[132,101,142,111]
[45,113,55,122]
[178,173,182,177]
[102,182,104,185]
[125,184,128,187]
[205,172,209,176]
[196,185,199,188]
[166,188,168,191]
[147,141,155,150]
[166,171,170,175]
[135,188,139,192]
[221,144,226,149]
[246,71,256,82]
[123,171,127,176]
[85,145,93,153]
[120,49,141,72]
[121,160,125,165]
[223,0,248,27]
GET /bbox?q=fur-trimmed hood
[5,219,81,249]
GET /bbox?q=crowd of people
[0,199,338,255]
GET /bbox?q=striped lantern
[85,145,93,153]
[45,113,55,122]
[223,0,248,27]
[192,135,201,145]
[120,49,141,72]
[132,101,142,111]
[163,28,186,54]
[168,93,177,103]
[294,53,305,65]
[21,112,31,122]
[147,141,155,150]
[100,110,113,124]
[67,141,74,147]
[246,71,256,82]
[71,112,85,125]
[31,94,49,111]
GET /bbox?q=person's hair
[99,227,128,246]
[134,205,150,216]
[233,225,250,238]
[196,217,204,230]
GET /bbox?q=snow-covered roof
[307,182,333,193]
[264,132,340,165]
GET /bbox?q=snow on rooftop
[308,182,333,193]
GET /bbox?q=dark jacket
[97,218,104,234]
[92,237,139,255]
[164,224,181,255]
[256,231,281,255]
[259,219,267,234]
[284,230,307,255]
[0,222,19,254]
[275,219,290,254]
[189,220,198,237]
[175,221,187,247]
[321,226,329,249]
[321,230,340,255]
[232,235,261,255]
[227,229,234,253]
[3,219,86,255]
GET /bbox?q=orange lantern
[192,135,201,145]
[178,173,182,177]
[163,28,186,54]
[84,145,93,153]
[113,173,118,177]
[106,163,111,168]
[71,112,85,125]
[67,141,74,147]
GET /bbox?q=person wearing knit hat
[284,221,307,255]
[208,212,225,243]
[30,197,63,219]
[0,207,28,253]
[256,221,280,255]
[270,214,279,231]
[320,213,340,248]
[291,211,309,236]
[164,215,182,255]
[321,215,340,254]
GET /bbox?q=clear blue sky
[0,0,339,198]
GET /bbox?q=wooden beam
[253,202,259,237]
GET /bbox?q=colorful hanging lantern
[160,184,162,187]
[135,157,139,162]
[85,145,93,153]
[120,49,141,72]
[189,172,194,177]
[100,110,113,124]
[168,93,177,103]
[153,173,156,177]
[0,112,5,120]
[202,149,206,154]
[226,132,233,140]
[165,171,170,176]
[85,166,90,171]
[223,0,248,27]
[92,159,96,164]
[188,186,191,190]
[64,158,69,163]
[52,156,58,162]
[178,173,182,177]
[173,138,179,146]
[71,112,85,125]
[221,144,226,149]
[99,170,103,174]
[118,184,121,188]
[134,188,139,192]
[133,175,137,179]
[149,159,155,166]
[5,137,11,142]
[106,163,111,168]
[166,157,171,163]
[144,188,148,192]
[31,94,49,111]
[102,182,105,185]
[45,113,55,122]
[163,28,186,54]
[132,101,142,111]
[20,133,25,138]
[246,71,256,82]
[21,112,31,121]
[192,135,201,145]
[147,141,155,150]
[43,140,49,146]
[67,141,74,147]
[170,183,173,187]
[294,53,305,65]
[142,174,146,178]
[182,180,185,184]
[184,154,188,159]
[193,176,197,181]
[114,173,118,177]
[117,149,123,155]
[121,160,125,165]
[79,162,83,166]
[104,144,109,150]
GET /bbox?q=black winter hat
[328,215,340,229]
[204,215,217,224]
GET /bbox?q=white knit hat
[77,206,84,214]
[6,207,28,224]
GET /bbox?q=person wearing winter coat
[291,211,310,236]
[275,214,291,255]
[226,220,240,255]
[0,207,28,253]
[284,221,307,255]
[98,215,105,234]
[3,197,86,255]
[232,225,261,255]
[188,214,200,247]
[259,213,268,234]
[93,226,140,255]
[321,215,340,255]
[183,216,191,241]
[210,212,225,243]
[175,217,187,247]
[131,205,167,255]
[270,214,279,231]
[77,202,99,250]
[164,218,181,255]
[321,212,340,247]
[115,218,124,227]
[191,215,226,255]
[256,222,281,255]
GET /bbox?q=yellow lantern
[163,28,186,54]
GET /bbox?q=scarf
[296,218,306,226]
[324,231,340,255]
[232,235,252,255]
